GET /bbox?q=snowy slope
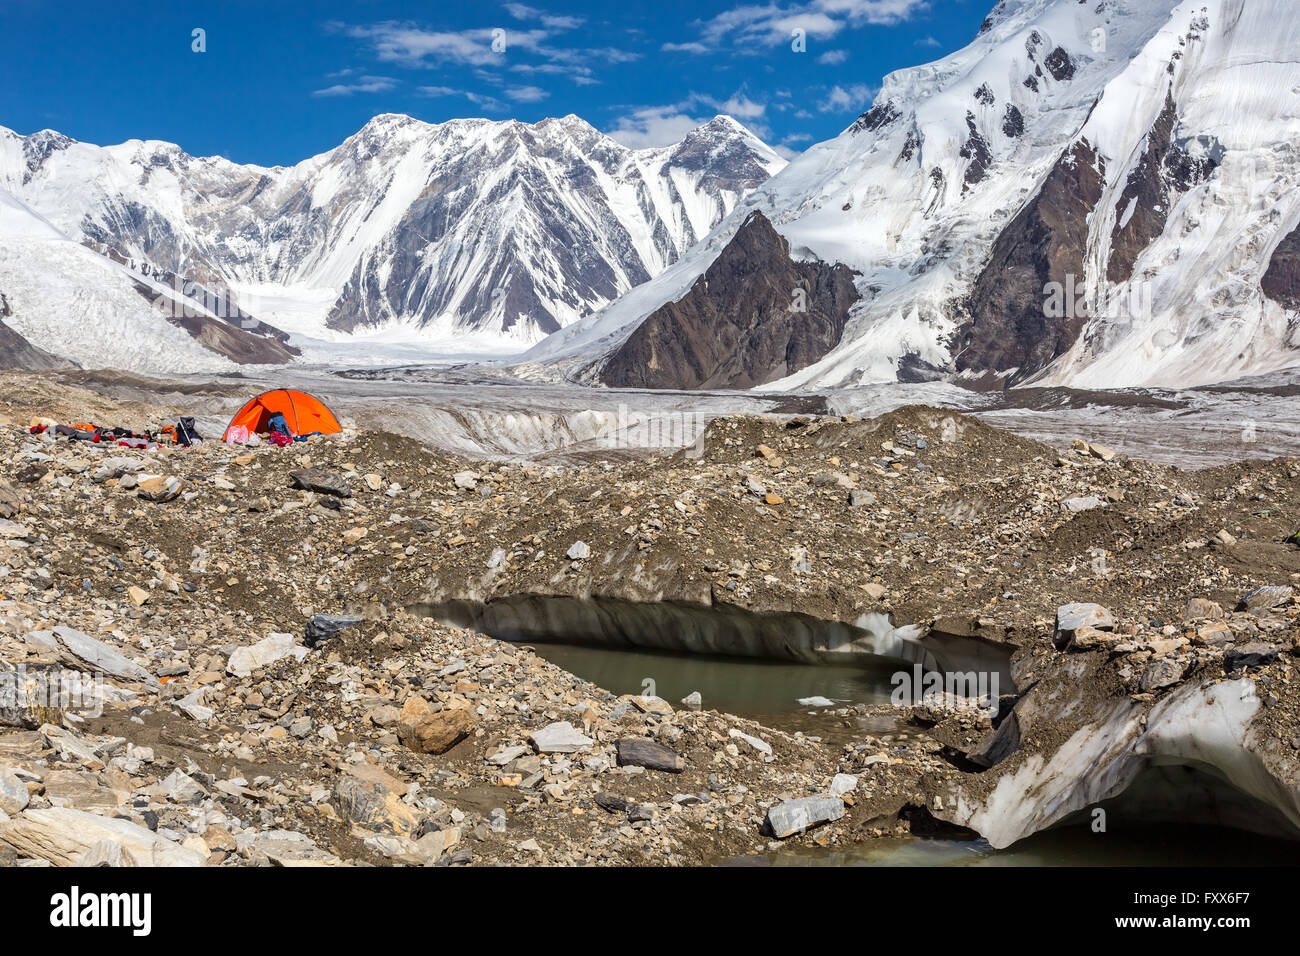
[0,114,784,357]
[0,190,291,373]
[526,0,1300,390]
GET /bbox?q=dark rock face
[1107,95,1178,284]
[1001,104,1024,138]
[851,102,900,135]
[1044,47,1075,82]
[1262,223,1300,311]
[600,212,860,390]
[1108,93,1222,284]
[128,282,297,366]
[954,140,1106,386]
[959,112,993,192]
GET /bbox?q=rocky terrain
[1,373,1299,866]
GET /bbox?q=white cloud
[915,33,940,47]
[661,41,710,53]
[505,84,549,102]
[711,92,766,119]
[817,49,848,64]
[312,76,398,97]
[685,0,927,49]
[333,20,636,71]
[504,3,586,30]
[417,86,508,112]
[818,82,878,112]
[607,107,708,148]
[607,91,771,148]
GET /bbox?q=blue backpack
[267,412,292,436]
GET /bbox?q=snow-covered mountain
[527,0,1300,391]
[0,113,784,368]
[0,189,295,373]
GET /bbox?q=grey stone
[78,838,139,867]
[91,458,143,483]
[289,468,351,498]
[1138,657,1188,692]
[1053,603,1114,649]
[829,773,858,796]
[565,540,591,561]
[24,625,155,684]
[304,613,364,648]
[0,766,29,814]
[1226,642,1280,670]
[1238,585,1293,612]
[227,633,307,677]
[529,721,593,754]
[160,769,206,805]
[764,796,845,838]
[1061,495,1103,513]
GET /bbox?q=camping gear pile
[22,389,342,454]
[27,419,178,450]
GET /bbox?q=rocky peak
[599,211,860,389]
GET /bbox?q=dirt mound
[690,406,1054,476]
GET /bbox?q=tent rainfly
[222,388,342,441]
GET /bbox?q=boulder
[0,767,28,815]
[1225,642,1280,670]
[136,475,182,502]
[288,468,351,498]
[304,613,364,648]
[764,796,845,838]
[615,737,684,772]
[0,807,206,866]
[1139,657,1188,692]
[1053,603,1114,650]
[397,697,474,754]
[330,776,419,836]
[24,626,155,685]
[1238,585,1293,612]
[1061,495,1103,513]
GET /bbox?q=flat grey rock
[529,721,593,754]
[764,796,845,838]
[25,626,154,685]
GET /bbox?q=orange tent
[222,388,342,441]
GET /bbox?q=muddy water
[527,640,898,717]
[529,640,1299,867]
[733,825,1300,867]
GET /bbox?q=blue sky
[0,0,991,165]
